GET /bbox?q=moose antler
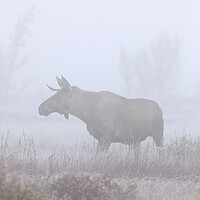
[46,84,60,91]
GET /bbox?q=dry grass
[0,133,200,199]
[137,179,200,200]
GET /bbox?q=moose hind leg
[133,142,140,161]
[152,117,164,147]
[153,132,163,147]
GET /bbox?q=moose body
[39,76,164,151]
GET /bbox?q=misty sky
[1,0,200,96]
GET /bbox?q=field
[0,131,200,200]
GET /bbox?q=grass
[0,132,200,199]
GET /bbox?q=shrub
[49,172,137,200]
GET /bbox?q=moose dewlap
[39,76,164,151]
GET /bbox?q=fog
[0,0,200,146]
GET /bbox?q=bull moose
[39,76,164,151]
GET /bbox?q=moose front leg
[86,125,111,152]
[97,139,110,152]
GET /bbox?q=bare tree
[0,6,37,101]
[119,33,180,101]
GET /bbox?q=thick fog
[0,0,200,145]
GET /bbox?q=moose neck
[68,86,98,123]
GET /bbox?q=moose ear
[56,77,63,88]
[61,75,72,91]
[56,76,72,91]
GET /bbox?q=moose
[39,76,164,151]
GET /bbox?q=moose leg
[152,117,164,147]
[98,140,110,152]
[133,142,140,161]
[153,132,163,147]
[86,126,110,152]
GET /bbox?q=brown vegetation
[0,133,200,199]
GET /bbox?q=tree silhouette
[0,6,37,101]
[120,33,180,101]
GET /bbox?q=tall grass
[0,132,200,199]
[1,133,200,179]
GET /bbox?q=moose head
[38,76,72,119]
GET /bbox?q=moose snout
[38,104,47,115]
[38,105,44,115]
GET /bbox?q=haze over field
[0,0,200,144]
[1,2,200,199]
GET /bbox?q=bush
[49,172,137,200]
